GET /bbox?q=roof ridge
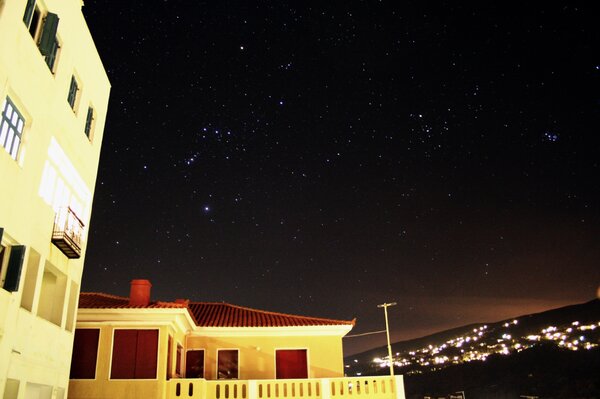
[82,292,185,307]
[81,292,129,301]
[189,301,353,325]
[155,300,187,308]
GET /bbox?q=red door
[276,349,308,379]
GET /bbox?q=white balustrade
[168,376,405,399]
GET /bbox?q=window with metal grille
[0,97,26,160]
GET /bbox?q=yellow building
[0,0,110,398]
[68,280,365,399]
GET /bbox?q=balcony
[167,376,405,399]
[51,207,84,259]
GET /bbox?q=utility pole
[377,302,396,377]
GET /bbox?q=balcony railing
[51,207,84,259]
[167,376,405,399]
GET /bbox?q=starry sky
[80,1,599,355]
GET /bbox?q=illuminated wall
[67,309,194,399]
[68,309,350,399]
[0,0,110,398]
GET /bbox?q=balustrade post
[393,376,406,399]
[200,379,209,399]
[248,380,258,399]
[321,379,330,399]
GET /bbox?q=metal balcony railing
[51,207,84,259]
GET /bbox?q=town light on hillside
[377,302,397,377]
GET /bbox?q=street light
[377,302,396,377]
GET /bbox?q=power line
[344,329,387,338]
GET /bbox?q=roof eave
[190,324,354,337]
[77,308,196,331]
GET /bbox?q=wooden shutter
[135,330,158,379]
[111,330,137,379]
[39,13,59,56]
[4,245,25,292]
[276,350,308,379]
[70,329,100,379]
[111,330,158,379]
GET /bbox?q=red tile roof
[187,302,354,328]
[79,292,355,328]
[79,292,187,309]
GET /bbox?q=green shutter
[4,245,26,292]
[44,38,59,71]
[39,13,59,56]
[0,228,3,242]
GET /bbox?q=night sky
[80,1,599,355]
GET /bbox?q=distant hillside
[345,299,600,382]
[345,299,600,364]
[345,299,600,397]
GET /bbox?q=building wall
[68,316,191,399]
[187,334,346,380]
[68,320,347,399]
[0,0,109,397]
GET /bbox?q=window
[0,97,25,160]
[84,106,94,139]
[70,329,100,379]
[217,349,238,379]
[23,0,41,38]
[67,76,79,111]
[185,350,204,378]
[0,231,26,293]
[23,1,60,73]
[276,349,308,379]
[111,329,158,379]
[176,344,183,376]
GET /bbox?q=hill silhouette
[345,299,600,397]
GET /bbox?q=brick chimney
[129,279,152,306]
